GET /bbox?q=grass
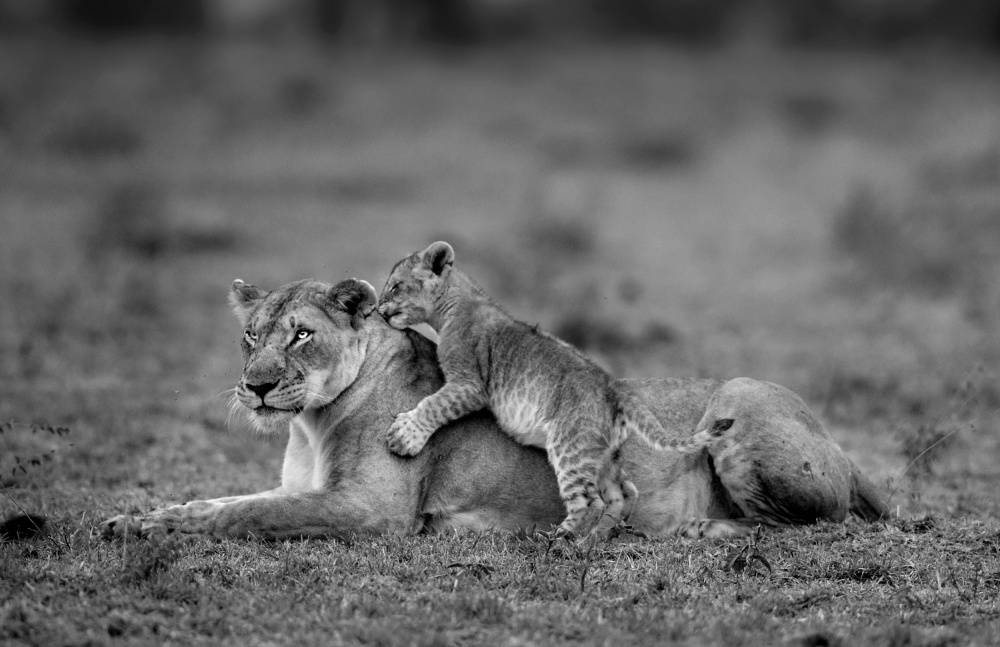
[1,34,999,645]
[2,519,998,645]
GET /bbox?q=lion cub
[377,241,704,536]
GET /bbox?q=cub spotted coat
[377,241,704,535]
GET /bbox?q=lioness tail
[613,385,705,454]
[849,461,890,522]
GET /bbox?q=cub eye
[295,329,312,342]
[244,330,257,345]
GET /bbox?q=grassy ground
[1,35,999,645]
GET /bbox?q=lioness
[377,241,704,536]
[102,277,887,540]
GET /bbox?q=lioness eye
[295,329,312,342]
[244,330,257,345]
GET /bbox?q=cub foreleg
[387,380,487,456]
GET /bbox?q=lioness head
[377,240,454,330]
[229,278,377,433]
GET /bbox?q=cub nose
[246,380,279,401]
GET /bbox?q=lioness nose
[246,380,279,400]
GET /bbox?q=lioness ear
[421,241,454,277]
[229,279,267,326]
[328,278,377,329]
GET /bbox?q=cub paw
[558,484,606,538]
[620,479,639,521]
[386,410,431,457]
[595,476,639,530]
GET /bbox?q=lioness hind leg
[695,378,856,527]
[678,518,761,539]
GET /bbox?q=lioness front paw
[101,514,143,539]
[100,512,172,539]
[101,502,217,539]
[386,410,432,457]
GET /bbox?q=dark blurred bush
[589,0,739,43]
[772,0,1000,47]
[313,0,477,43]
[1,0,997,46]
[55,0,204,34]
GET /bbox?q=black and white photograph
[1,1,999,644]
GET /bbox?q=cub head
[377,240,454,330]
[229,277,377,434]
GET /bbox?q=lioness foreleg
[102,490,405,541]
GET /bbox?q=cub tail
[612,384,706,454]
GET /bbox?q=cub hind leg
[552,465,605,537]
[548,425,636,537]
[546,423,610,537]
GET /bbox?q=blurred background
[1,0,999,516]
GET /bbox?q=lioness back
[376,241,703,536]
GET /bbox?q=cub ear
[229,279,267,326]
[328,278,377,329]
[421,241,454,277]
